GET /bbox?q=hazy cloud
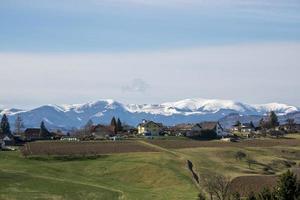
[122,79,150,93]
[0,42,299,108]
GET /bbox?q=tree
[110,117,117,134]
[274,170,299,200]
[201,172,231,200]
[40,121,50,138]
[250,121,255,129]
[286,119,296,132]
[246,156,256,169]
[235,151,247,161]
[235,121,242,132]
[1,114,11,135]
[117,118,123,132]
[259,118,265,129]
[269,111,279,128]
[14,114,24,135]
[84,119,93,135]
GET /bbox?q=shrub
[231,192,241,200]
[247,191,257,200]
[198,192,206,200]
[235,151,247,161]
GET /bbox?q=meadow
[1,135,300,200]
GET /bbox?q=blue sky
[1,0,300,52]
[0,0,300,108]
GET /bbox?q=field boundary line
[138,140,201,190]
[138,140,182,158]
[0,169,126,200]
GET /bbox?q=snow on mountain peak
[0,98,298,130]
[253,103,298,115]
[161,98,248,113]
[61,99,121,112]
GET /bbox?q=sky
[0,0,300,109]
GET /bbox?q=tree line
[0,114,50,138]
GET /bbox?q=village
[1,111,299,149]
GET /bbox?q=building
[91,124,115,138]
[0,135,14,146]
[172,122,226,138]
[199,121,225,136]
[174,124,202,137]
[240,123,256,133]
[137,120,163,136]
[231,122,255,133]
[24,128,41,141]
[279,123,300,133]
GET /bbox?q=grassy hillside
[1,135,300,199]
[0,151,198,200]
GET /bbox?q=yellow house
[137,120,163,136]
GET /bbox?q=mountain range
[0,98,299,131]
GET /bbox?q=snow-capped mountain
[0,98,299,130]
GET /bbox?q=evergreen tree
[259,118,265,129]
[110,117,117,134]
[1,114,11,135]
[235,121,242,132]
[269,111,279,128]
[274,170,299,200]
[40,121,50,138]
[250,121,255,129]
[14,114,24,135]
[117,118,123,132]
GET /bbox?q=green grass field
[1,135,300,200]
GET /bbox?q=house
[232,124,240,132]
[240,123,256,133]
[137,120,163,136]
[231,122,255,133]
[174,124,202,137]
[279,123,300,133]
[91,124,115,139]
[4,136,14,145]
[24,128,41,141]
[172,122,226,138]
[0,135,14,146]
[199,121,225,136]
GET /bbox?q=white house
[137,120,163,136]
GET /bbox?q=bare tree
[246,156,256,169]
[14,114,24,135]
[201,172,232,200]
[84,119,94,136]
[286,118,296,132]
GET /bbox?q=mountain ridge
[0,98,299,130]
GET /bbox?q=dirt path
[138,140,201,189]
[0,169,126,200]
